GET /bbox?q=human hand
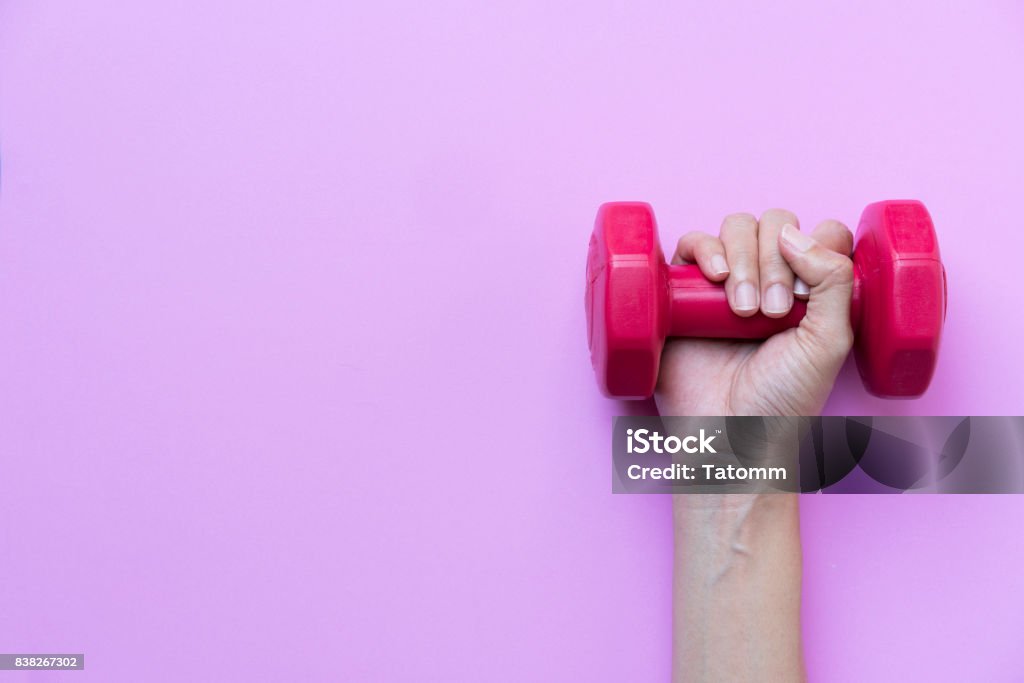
[655,209,855,417]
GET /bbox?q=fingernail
[794,278,810,296]
[764,283,791,314]
[711,254,729,276]
[781,223,814,252]
[735,281,758,311]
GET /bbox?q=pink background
[1,2,1023,681]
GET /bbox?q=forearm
[672,493,805,683]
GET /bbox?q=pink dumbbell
[585,200,947,399]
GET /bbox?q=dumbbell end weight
[852,200,946,398]
[585,201,946,400]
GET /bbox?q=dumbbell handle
[666,264,863,338]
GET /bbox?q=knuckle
[724,211,757,224]
[676,231,702,250]
[759,248,789,270]
[695,240,716,259]
[726,246,758,266]
[819,218,849,233]
[761,208,799,226]
[819,219,854,251]
[830,255,855,283]
[820,255,854,288]
[721,213,757,236]
[839,226,854,252]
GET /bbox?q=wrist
[673,493,799,536]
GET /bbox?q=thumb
[778,223,855,363]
